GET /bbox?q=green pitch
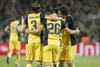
[0,56,100,67]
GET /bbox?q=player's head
[50,8,58,14]
[31,2,41,13]
[58,5,69,18]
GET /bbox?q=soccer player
[20,2,44,67]
[58,6,78,67]
[25,11,79,67]
[5,16,21,67]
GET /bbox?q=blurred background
[0,0,100,42]
[0,0,100,67]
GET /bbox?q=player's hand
[76,27,80,34]
[59,17,65,21]
[25,29,30,34]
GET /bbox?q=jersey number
[31,20,37,30]
[47,23,61,34]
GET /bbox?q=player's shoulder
[66,15,74,23]
[67,15,73,20]
[10,20,15,25]
[28,12,36,16]
[40,13,46,18]
[28,12,34,17]
[27,13,34,19]
[10,20,19,25]
[13,20,19,23]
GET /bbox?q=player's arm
[25,24,44,34]
[17,19,22,32]
[65,16,79,34]
[66,16,76,29]
[19,16,27,33]
[4,26,10,33]
[65,27,79,34]
[61,21,79,34]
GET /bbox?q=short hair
[50,8,58,14]
[59,5,69,15]
[31,2,41,13]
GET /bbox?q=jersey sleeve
[61,20,67,29]
[40,13,45,23]
[24,16,28,25]
[41,19,47,26]
[66,16,77,46]
[24,16,28,28]
[40,13,46,26]
[65,16,76,30]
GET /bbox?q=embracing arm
[65,27,79,34]
[25,24,44,34]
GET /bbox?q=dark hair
[50,8,58,14]
[31,2,41,13]
[59,5,69,15]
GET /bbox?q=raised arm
[19,16,27,33]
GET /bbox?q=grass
[73,56,100,67]
[0,55,100,67]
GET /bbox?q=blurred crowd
[0,0,100,42]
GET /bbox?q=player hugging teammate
[5,2,79,67]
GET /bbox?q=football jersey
[24,13,45,44]
[41,19,66,46]
[9,20,20,41]
[62,15,77,46]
